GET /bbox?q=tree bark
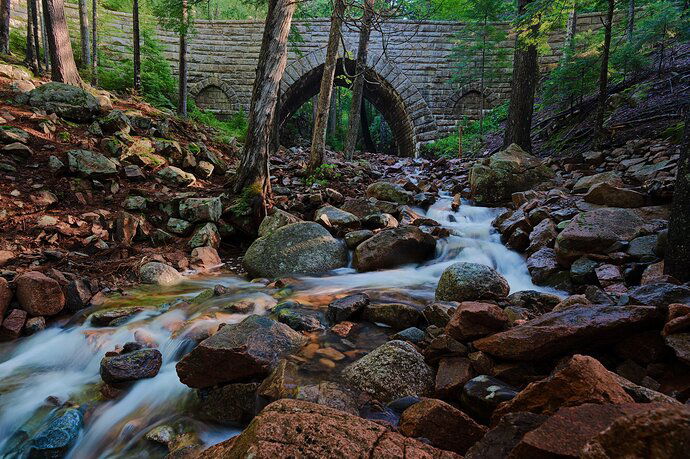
[502,0,539,152]
[232,0,296,232]
[78,0,91,68]
[40,0,50,71]
[327,90,337,137]
[91,0,97,85]
[177,0,188,116]
[308,0,345,171]
[0,0,10,54]
[563,3,577,63]
[360,100,375,153]
[31,0,42,73]
[627,0,635,43]
[665,108,690,281]
[43,0,85,86]
[133,0,141,92]
[595,0,615,147]
[344,0,374,159]
[26,0,39,73]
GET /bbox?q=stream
[0,196,556,458]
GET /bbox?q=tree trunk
[627,0,635,43]
[31,0,42,73]
[563,3,577,63]
[26,0,39,73]
[665,108,690,281]
[502,0,539,152]
[360,100,375,153]
[133,0,141,92]
[479,16,487,136]
[177,0,188,116]
[78,0,91,68]
[0,0,10,54]
[595,0,614,147]
[344,0,374,159]
[43,0,84,86]
[91,0,97,85]
[40,0,50,71]
[327,90,337,137]
[308,0,345,172]
[232,0,296,232]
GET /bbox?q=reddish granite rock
[0,277,12,318]
[663,304,690,336]
[435,356,474,399]
[465,412,548,459]
[15,271,65,316]
[353,226,436,272]
[197,399,461,459]
[445,302,509,341]
[492,355,633,420]
[399,398,487,455]
[581,405,690,458]
[473,304,661,361]
[0,309,27,341]
[512,403,667,458]
[176,315,307,389]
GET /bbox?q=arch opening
[189,77,238,119]
[280,58,417,157]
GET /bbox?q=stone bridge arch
[280,49,438,157]
[189,76,238,118]
[449,83,500,122]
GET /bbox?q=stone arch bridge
[10,3,609,156]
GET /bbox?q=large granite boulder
[342,340,434,403]
[100,348,163,384]
[15,271,65,316]
[67,149,118,177]
[243,222,348,278]
[24,82,101,122]
[353,226,436,272]
[197,399,461,458]
[176,315,307,388]
[473,303,661,361]
[366,181,413,204]
[436,262,510,302]
[257,209,301,237]
[469,144,554,205]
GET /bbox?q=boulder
[295,382,359,416]
[580,404,690,458]
[90,306,145,326]
[435,262,510,302]
[139,262,183,286]
[513,403,670,458]
[100,348,163,384]
[423,302,457,328]
[15,271,65,316]
[363,303,423,330]
[492,355,633,419]
[473,304,661,361]
[197,399,461,459]
[445,302,509,341]
[465,412,548,459]
[461,375,518,420]
[25,82,101,122]
[0,277,11,317]
[572,171,623,193]
[30,408,83,458]
[314,205,360,233]
[554,208,648,265]
[344,229,374,248]
[157,166,196,187]
[664,333,690,365]
[188,223,221,249]
[243,222,348,278]
[526,247,561,285]
[629,283,690,308]
[366,181,413,204]
[190,246,222,271]
[342,340,434,403]
[435,356,473,399]
[176,315,307,388]
[469,144,554,205]
[526,218,558,255]
[179,197,222,223]
[0,309,27,341]
[326,293,369,323]
[353,226,436,272]
[167,217,192,235]
[257,209,302,237]
[273,302,324,332]
[341,197,400,218]
[399,398,487,455]
[67,149,118,176]
[65,278,93,312]
[584,182,647,208]
[198,382,259,426]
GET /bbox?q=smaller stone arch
[189,76,238,118]
[449,83,499,121]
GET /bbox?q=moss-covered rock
[24,82,101,122]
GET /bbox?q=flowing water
[0,197,557,458]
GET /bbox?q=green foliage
[189,104,248,143]
[230,183,263,216]
[98,29,177,109]
[306,163,341,187]
[8,29,26,59]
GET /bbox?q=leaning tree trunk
[344,0,374,159]
[177,0,189,116]
[133,0,141,92]
[308,0,345,172]
[627,0,635,42]
[0,0,10,54]
[91,0,97,85]
[26,0,39,73]
[665,108,690,281]
[78,0,91,68]
[502,0,539,152]
[595,0,614,147]
[562,3,577,64]
[232,0,296,232]
[42,0,84,86]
